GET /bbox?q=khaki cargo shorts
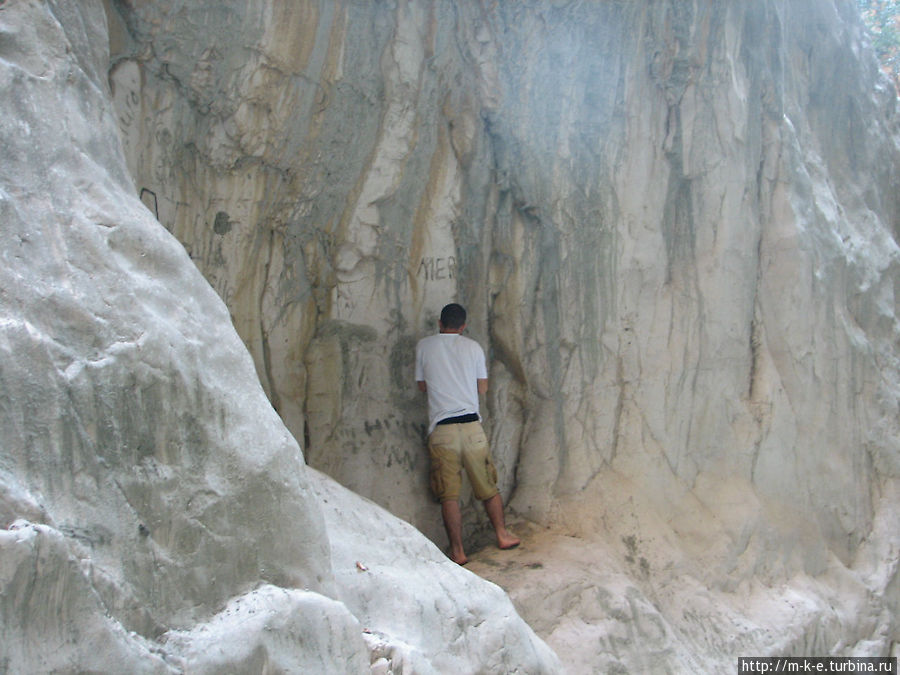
[427,421,499,502]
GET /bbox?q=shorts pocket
[486,457,498,485]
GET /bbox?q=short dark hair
[440,303,467,329]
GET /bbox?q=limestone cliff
[0,1,557,672]
[1,0,898,672]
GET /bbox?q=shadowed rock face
[1,0,898,672]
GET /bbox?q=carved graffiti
[361,417,426,440]
[332,416,427,472]
[417,256,456,281]
[139,188,159,220]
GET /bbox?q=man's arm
[417,380,427,393]
[477,378,488,395]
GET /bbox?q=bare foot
[497,532,520,550]
[449,552,469,566]
[448,544,468,565]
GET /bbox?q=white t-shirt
[415,332,488,434]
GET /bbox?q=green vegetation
[857,0,900,94]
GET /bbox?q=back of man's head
[440,303,467,330]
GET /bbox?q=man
[415,303,520,565]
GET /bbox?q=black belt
[436,413,479,426]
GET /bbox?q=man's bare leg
[483,493,520,550]
[441,499,468,565]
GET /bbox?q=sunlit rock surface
[1,0,898,672]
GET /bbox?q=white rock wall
[105,1,900,670]
[2,0,894,671]
[106,0,502,543]
[0,1,560,672]
[108,0,899,570]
